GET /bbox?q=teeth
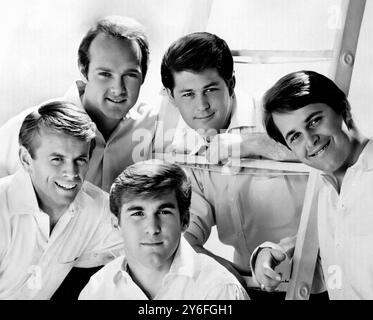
[107,98,125,103]
[310,141,329,157]
[56,182,77,190]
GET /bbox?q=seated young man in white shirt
[253,70,370,299]
[159,32,308,296]
[79,160,249,300]
[0,101,123,300]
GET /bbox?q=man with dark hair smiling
[79,160,249,300]
[159,32,308,291]
[0,101,123,299]
[253,70,370,299]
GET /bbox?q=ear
[344,108,354,130]
[165,88,175,102]
[227,74,236,96]
[79,65,88,81]
[180,212,190,233]
[19,146,33,172]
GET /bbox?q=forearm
[240,131,297,161]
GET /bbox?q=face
[272,103,354,174]
[119,191,186,273]
[169,68,233,133]
[83,32,143,121]
[21,128,90,214]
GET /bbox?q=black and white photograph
[0,0,372,310]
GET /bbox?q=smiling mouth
[106,97,127,104]
[141,242,163,246]
[309,140,331,158]
[194,112,215,120]
[55,181,78,191]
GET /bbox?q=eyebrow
[126,205,144,211]
[49,152,89,158]
[285,110,323,141]
[126,202,176,211]
[178,81,220,94]
[49,152,65,157]
[158,203,176,210]
[95,67,141,74]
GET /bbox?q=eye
[76,158,88,165]
[51,157,62,165]
[159,210,172,215]
[289,132,302,144]
[309,116,322,128]
[181,92,194,98]
[205,87,219,94]
[131,211,144,217]
[125,72,140,79]
[98,71,112,78]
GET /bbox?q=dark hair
[78,15,149,83]
[263,70,353,147]
[110,160,191,227]
[19,101,96,158]
[161,32,234,94]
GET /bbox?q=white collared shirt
[163,89,307,272]
[78,238,249,300]
[317,139,373,299]
[0,168,124,300]
[170,89,257,155]
[251,140,373,299]
[0,80,158,192]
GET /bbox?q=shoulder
[81,180,109,200]
[0,106,38,133]
[194,251,241,286]
[90,255,124,280]
[0,174,16,201]
[78,181,109,214]
[193,253,248,299]
[131,100,158,119]
[79,256,125,299]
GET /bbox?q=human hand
[254,247,286,291]
[205,133,243,163]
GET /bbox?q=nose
[196,94,210,111]
[145,215,161,235]
[62,161,79,179]
[110,77,126,96]
[305,131,320,148]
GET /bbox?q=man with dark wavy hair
[253,70,370,299]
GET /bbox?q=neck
[333,131,369,191]
[126,259,172,299]
[82,98,121,142]
[38,199,68,233]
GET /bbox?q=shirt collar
[113,237,198,285]
[63,80,143,121]
[320,139,373,186]
[349,138,373,171]
[8,168,40,215]
[170,90,254,155]
[165,237,198,280]
[8,167,81,217]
